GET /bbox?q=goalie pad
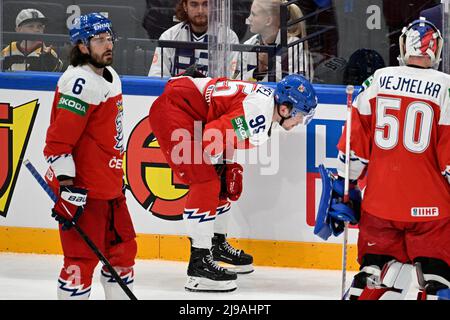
[314,164,360,240]
[356,258,450,300]
[379,260,416,300]
[357,260,423,300]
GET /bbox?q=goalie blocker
[314,164,360,241]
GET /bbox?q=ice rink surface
[0,253,356,300]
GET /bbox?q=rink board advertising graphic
[0,73,359,271]
[126,116,188,220]
[0,100,39,217]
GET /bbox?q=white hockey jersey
[148,22,240,77]
[236,31,314,82]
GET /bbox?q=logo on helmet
[69,12,114,45]
[288,95,298,104]
[93,23,111,31]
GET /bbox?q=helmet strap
[277,104,290,127]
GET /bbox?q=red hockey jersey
[337,66,450,222]
[164,76,275,158]
[44,65,125,200]
[202,77,275,148]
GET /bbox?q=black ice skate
[185,246,237,293]
[212,233,254,274]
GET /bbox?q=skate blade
[184,276,237,293]
[219,263,254,275]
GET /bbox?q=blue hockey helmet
[274,74,318,125]
[69,13,116,45]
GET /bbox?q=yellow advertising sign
[0,100,39,217]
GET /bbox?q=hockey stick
[341,85,354,299]
[23,159,138,300]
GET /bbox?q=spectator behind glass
[148,0,239,77]
[237,0,313,82]
[1,9,63,72]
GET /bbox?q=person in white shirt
[148,0,239,77]
[237,0,313,82]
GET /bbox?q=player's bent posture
[316,18,450,300]
[148,71,317,292]
[43,13,137,300]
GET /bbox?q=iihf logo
[411,207,439,217]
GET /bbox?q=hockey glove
[52,186,88,231]
[216,163,244,201]
[314,164,361,240]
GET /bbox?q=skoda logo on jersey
[60,98,86,112]
[57,94,88,116]
[231,116,250,141]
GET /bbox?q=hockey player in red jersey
[43,13,137,300]
[316,18,450,300]
[148,71,317,292]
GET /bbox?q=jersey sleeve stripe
[443,165,450,184]
[337,150,368,180]
[45,154,76,178]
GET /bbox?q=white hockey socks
[100,267,134,300]
[57,276,91,300]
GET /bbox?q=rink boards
[0,72,359,270]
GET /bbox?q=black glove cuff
[57,175,74,182]
[337,175,358,186]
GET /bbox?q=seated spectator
[1,9,63,72]
[148,0,239,77]
[237,0,313,82]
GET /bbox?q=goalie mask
[399,18,443,69]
